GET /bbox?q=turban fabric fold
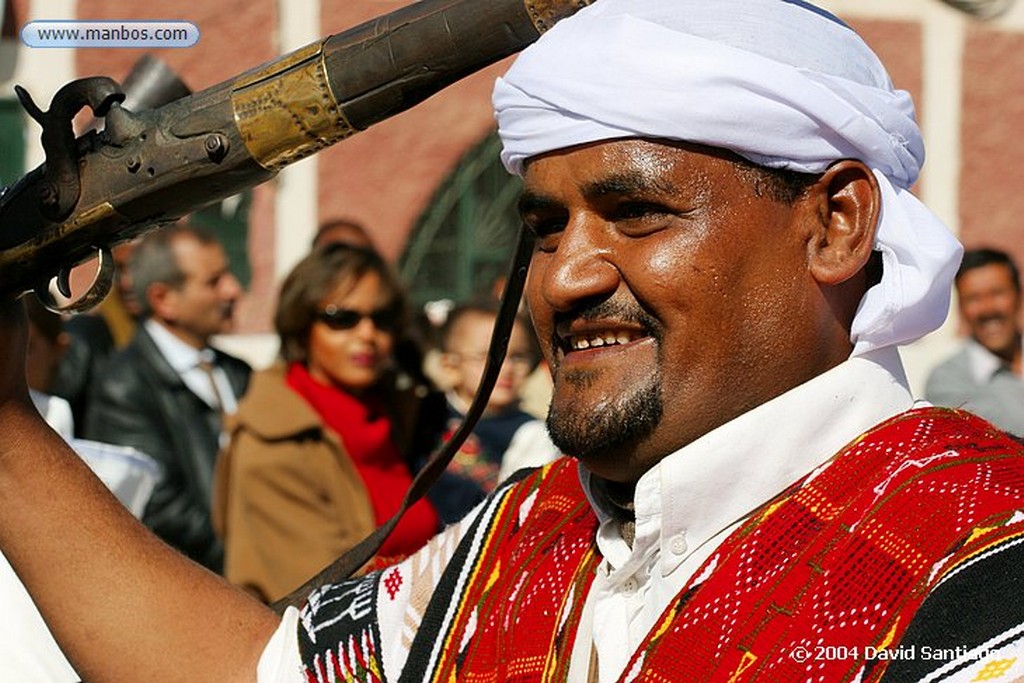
[493,0,962,355]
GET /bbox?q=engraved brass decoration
[232,41,356,171]
[0,202,120,273]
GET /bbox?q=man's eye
[524,217,565,239]
[522,221,562,253]
[616,201,666,220]
[612,202,684,237]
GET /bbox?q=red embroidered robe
[426,407,1024,682]
[298,407,1024,683]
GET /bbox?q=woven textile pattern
[298,408,1024,682]
[626,408,1024,682]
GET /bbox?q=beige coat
[212,364,378,603]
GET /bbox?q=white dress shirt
[964,338,1023,384]
[145,319,239,414]
[29,390,75,441]
[569,347,915,681]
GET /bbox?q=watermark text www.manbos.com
[788,644,996,664]
[21,21,199,48]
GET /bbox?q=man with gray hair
[84,223,250,572]
[0,2,1022,682]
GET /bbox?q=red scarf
[286,362,440,561]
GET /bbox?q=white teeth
[571,332,637,350]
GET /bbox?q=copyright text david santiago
[788,644,990,663]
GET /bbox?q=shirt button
[670,533,688,556]
[622,577,639,595]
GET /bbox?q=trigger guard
[35,246,116,314]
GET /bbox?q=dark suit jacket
[50,313,116,437]
[83,324,250,571]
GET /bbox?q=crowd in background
[21,216,561,606]
[5,2,1024,680]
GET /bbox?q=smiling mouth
[554,301,659,358]
[567,330,643,351]
[555,321,653,361]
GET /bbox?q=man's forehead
[523,137,741,173]
[959,263,1019,289]
[172,236,226,275]
[518,138,733,206]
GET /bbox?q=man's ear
[147,282,177,322]
[806,159,880,286]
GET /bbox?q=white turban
[493,0,962,355]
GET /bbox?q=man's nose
[538,217,620,312]
[220,273,242,300]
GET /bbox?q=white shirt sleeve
[257,607,304,683]
[498,420,561,483]
[0,552,80,683]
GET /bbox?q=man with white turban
[0,1,1022,682]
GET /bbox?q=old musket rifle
[0,0,591,311]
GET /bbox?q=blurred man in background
[84,223,250,571]
[926,247,1024,435]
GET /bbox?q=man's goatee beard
[546,368,663,463]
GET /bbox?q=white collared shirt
[144,319,238,414]
[965,337,1022,384]
[569,347,916,682]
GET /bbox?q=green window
[400,132,523,308]
[0,98,25,188]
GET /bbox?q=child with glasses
[425,302,562,523]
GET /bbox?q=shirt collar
[581,346,915,575]
[144,319,210,374]
[965,338,1014,384]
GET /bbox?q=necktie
[197,359,225,416]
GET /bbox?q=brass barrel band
[232,41,356,171]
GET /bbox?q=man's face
[521,139,835,483]
[957,262,1021,360]
[162,234,241,347]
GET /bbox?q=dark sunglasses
[316,305,399,332]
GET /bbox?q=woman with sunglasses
[213,244,443,603]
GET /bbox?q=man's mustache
[553,299,661,339]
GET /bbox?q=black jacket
[50,313,116,437]
[83,324,250,571]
